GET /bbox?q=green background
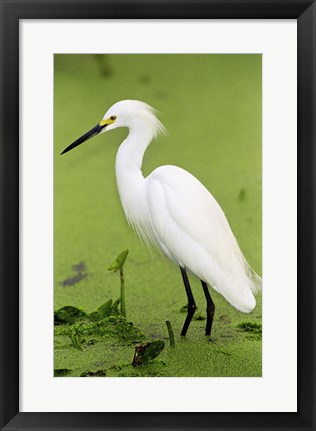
[54,54,262,377]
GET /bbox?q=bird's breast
[116,173,157,247]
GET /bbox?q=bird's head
[61,99,165,155]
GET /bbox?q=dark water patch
[62,273,87,287]
[237,322,262,340]
[54,368,72,377]
[193,313,206,321]
[94,55,112,77]
[81,369,107,377]
[72,262,86,273]
[238,188,246,201]
[61,261,88,287]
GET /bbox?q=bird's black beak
[61,123,106,155]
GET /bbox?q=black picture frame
[1,1,315,430]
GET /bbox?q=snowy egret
[61,100,261,336]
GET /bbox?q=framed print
[54,52,263,379]
[1,1,315,430]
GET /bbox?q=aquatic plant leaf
[54,306,87,325]
[88,311,103,321]
[132,340,165,366]
[88,298,121,321]
[70,328,82,350]
[111,298,121,316]
[108,249,129,272]
[97,299,113,317]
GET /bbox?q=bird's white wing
[146,165,259,312]
[147,165,240,267]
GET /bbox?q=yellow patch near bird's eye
[99,116,116,127]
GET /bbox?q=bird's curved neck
[115,127,153,227]
[115,127,153,180]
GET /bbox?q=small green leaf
[97,299,113,317]
[88,311,103,321]
[111,298,121,316]
[108,250,129,272]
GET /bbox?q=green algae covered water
[54,54,262,377]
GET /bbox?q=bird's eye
[110,115,116,121]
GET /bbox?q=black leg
[201,280,215,336]
[179,266,196,336]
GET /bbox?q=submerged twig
[166,320,175,347]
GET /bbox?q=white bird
[61,100,261,336]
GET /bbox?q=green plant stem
[166,320,175,347]
[120,268,126,318]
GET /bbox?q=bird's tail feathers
[204,257,261,313]
[244,260,262,294]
